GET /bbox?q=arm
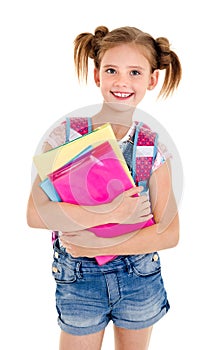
[62,159,179,256]
[27,177,151,232]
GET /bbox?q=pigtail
[155,37,182,98]
[74,32,94,82]
[74,26,109,82]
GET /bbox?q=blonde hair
[74,26,182,98]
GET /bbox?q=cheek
[134,80,147,93]
[135,84,148,101]
[99,77,112,91]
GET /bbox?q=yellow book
[33,123,134,183]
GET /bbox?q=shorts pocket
[52,258,77,284]
[52,241,78,284]
[132,253,161,277]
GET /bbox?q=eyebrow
[102,64,146,71]
[128,65,146,71]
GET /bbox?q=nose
[113,72,129,87]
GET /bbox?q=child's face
[94,43,159,107]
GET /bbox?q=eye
[105,68,116,74]
[130,70,141,76]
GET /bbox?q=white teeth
[113,92,131,98]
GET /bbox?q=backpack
[51,116,158,243]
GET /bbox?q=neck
[92,102,135,130]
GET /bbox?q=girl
[27,26,182,350]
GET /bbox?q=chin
[104,101,136,113]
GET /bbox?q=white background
[1,0,214,349]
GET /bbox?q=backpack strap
[132,122,158,193]
[65,117,71,143]
[65,116,91,142]
[132,121,143,182]
[52,116,92,244]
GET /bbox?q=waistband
[53,238,154,273]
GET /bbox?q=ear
[94,68,100,87]
[147,69,159,91]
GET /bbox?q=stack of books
[33,123,153,265]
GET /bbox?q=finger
[140,194,149,202]
[140,200,151,210]
[61,240,75,250]
[133,203,151,214]
[61,235,76,243]
[125,186,143,197]
[61,232,78,237]
[135,213,153,222]
[62,238,78,246]
[65,247,72,255]
[141,207,152,216]
[131,198,150,211]
[141,214,154,222]
[65,246,77,256]
[125,213,153,224]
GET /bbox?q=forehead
[100,43,151,67]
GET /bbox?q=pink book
[48,141,154,265]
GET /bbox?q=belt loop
[75,261,83,279]
[124,257,133,274]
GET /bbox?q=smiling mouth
[111,91,134,99]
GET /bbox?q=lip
[111,91,134,100]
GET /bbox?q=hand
[112,186,153,225]
[60,228,137,250]
[61,242,97,258]
[60,231,100,258]
[61,230,106,248]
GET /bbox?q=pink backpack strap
[132,122,158,192]
[65,117,91,142]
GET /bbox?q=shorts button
[52,266,58,273]
[54,251,59,259]
[153,253,159,262]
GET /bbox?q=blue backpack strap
[87,117,92,133]
[65,117,71,143]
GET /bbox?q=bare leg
[114,326,153,350]
[59,329,105,350]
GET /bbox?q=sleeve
[42,118,83,152]
[43,123,66,150]
[152,142,172,172]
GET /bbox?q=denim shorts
[52,239,170,336]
